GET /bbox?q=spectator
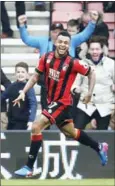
[71,36,115,130]
[18,12,98,110]
[1,69,11,130]
[103,2,115,13]
[93,12,109,40]
[67,18,88,59]
[80,11,109,56]
[67,19,81,36]
[1,62,37,130]
[80,11,109,39]
[35,2,46,11]
[1,1,25,38]
[18,11,98,57]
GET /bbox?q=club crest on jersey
[49,68,60,81]
[46,59,51,63]
[62,64,69,71]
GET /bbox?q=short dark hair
[88,36,106,48]
[67,19,80,28]
[51,23,64,30]
[57,31,71,39]
[15,62,29,72]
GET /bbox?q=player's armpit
[36,54,46,73]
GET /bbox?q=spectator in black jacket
[80,11,109,56]
[1,1,25,38]
[103,2,115,13]
[1,69,11,130]
[80,11,109,39]
[1,62,37,130]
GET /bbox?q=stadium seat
[62,23,67,29]
[108,39,115,58]
[109,51,115,58]
[53,2,83,11]
[52,11,83,23]
[109,31,114,39]
[103,13,115,31]
[87,2,103,11]
[109,39,115,50]
[104,13,115,23]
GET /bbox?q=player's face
[89,43,103,61]
[50,29,62,42]
[67,25,79,35]
[15,67,28,82]
[55,35,70,57]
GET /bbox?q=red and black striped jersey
[35,52,90,105]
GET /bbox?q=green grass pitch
[1,179,114,186]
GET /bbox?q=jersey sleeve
[73,59,90,76]
[35,54,46,74]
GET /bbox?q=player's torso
[44,52,76,104]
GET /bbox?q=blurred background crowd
[1,1,115,131]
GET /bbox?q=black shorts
[42,101,73,127]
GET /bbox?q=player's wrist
[19,90,24,93]
[19,90,25,96]
[87,91,92,96]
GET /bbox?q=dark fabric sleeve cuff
[72,88,76,95]
[35,68,43,74]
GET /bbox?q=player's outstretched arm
[13,72,40,107]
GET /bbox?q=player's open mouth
[59,48,66,52]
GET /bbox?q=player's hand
[18,14,27,26]
[27,122,33,130]
[90,10,99,23]
[82,92,92,105]
[1,85,5,91]
[13,90,25,107]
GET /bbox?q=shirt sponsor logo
[49,68,60,81]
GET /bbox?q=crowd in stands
[1,1,115,131]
